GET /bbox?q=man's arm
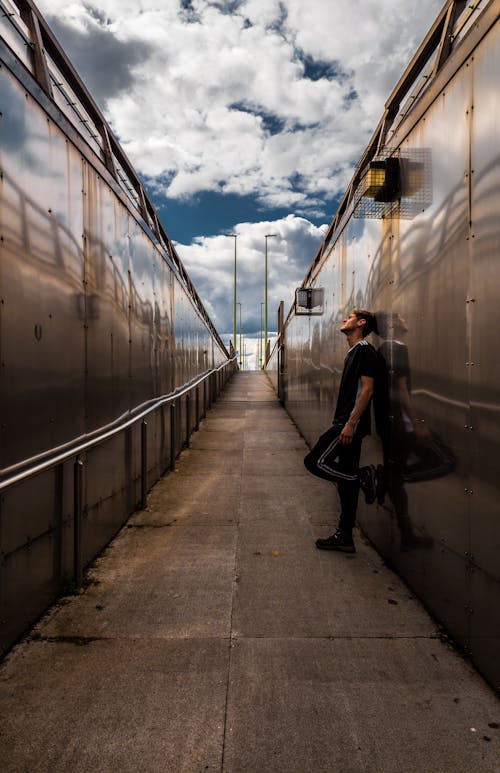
[340,375,374,445]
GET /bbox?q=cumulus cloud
[46,16,152,105]
[176,214,326,335]
[37,0,442,216]
[34,0,442,357]
[284,0,442,117]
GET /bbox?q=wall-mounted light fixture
[362,157,401,202]
[295,287,324,315]
[354,148,432,220]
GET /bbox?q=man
[304,308,378,553]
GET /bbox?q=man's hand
[340,421,355,445]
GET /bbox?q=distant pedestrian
[304,308,378,553]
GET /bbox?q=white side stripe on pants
[317,435,358,481]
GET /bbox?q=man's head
[340,308,377,338]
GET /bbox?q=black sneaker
[359,465,376,504]
[315,530,355,553]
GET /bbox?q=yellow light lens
[364,165,386,198]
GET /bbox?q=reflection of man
[375,313,454,549]
[304,309,377,553]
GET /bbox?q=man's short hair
[353,308,377,337]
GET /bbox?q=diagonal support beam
[18,1,53,98]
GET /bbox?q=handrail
[0,357,237,493]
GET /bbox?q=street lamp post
[260,302,264,368]
[264,233,276,368]
[227,234,237,352]
[237,302,242,369]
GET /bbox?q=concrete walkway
[0,371,498,772]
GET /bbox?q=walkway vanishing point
[0,372,499,772]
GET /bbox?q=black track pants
[304,422,362,532]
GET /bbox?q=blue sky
[155,190,333,245]
[37,0,442,365]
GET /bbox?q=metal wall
[0,14,234,654]
[269,1,500,689]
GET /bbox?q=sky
[37,0,442,367]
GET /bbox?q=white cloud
[177,214,326,336]
[34,0,443,350]
[37,0,443,215]
[284,0,443,116]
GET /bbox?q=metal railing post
[0,357,236,496]
[170,403,176,471]
[73,457,84,587]
[141,420,147,509]
[53,463,64,585]
[186,394,191,448]
[160,405,166,471]
[195,385,200,432]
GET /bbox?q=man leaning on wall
[304,308,378,553]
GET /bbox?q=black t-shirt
[334,339,378,437]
